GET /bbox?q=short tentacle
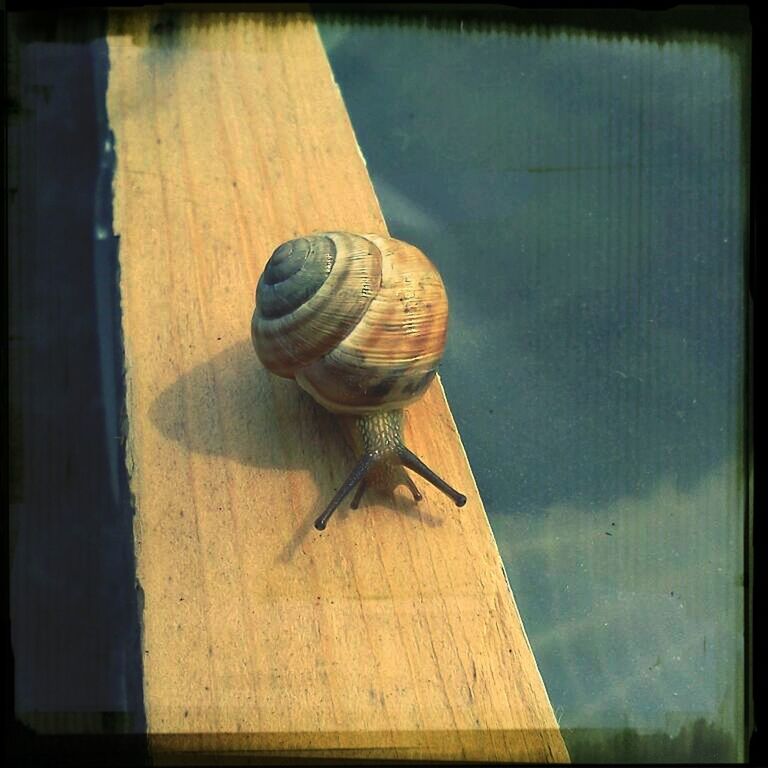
[403,474,423,502]
[350,480,368,510]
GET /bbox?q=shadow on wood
[148,339,444,561]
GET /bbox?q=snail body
[252,231,466,530]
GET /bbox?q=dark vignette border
[4,4,754,766]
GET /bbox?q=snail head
[313,410,467,530]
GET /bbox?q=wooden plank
[107,10,568,763]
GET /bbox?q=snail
[251,231,466,530]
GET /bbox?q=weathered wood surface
[107,10,568,762]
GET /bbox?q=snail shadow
[276,485,442,565]
[149,339,306,469]
[148,339,443,561]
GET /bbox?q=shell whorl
[252,232,382,378]
[252,232,448,415]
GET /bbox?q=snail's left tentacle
[397,446,467,508]
[350,480,367,510]
[315,452,375,530]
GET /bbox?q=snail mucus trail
[251,231,467,530]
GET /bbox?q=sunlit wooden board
[107,9,568,762]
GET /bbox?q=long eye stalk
[314,453,374,530]
[397,446,467,508]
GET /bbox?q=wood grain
[107,10,568,762]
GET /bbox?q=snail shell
[251,232,449,415]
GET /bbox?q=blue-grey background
[317,16,748,762]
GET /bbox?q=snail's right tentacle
[314,452,375,530]
[397,446,467,508]
[403,474,423,502]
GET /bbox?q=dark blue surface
[8,20,146,745]
[317,16,748,761]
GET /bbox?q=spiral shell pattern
[252,232,448,415]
